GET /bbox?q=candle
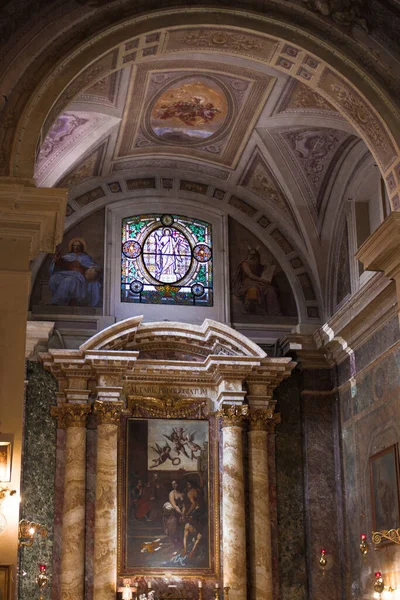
[147,581,152,589]
[215,583,219,589]
[198,581,203,588]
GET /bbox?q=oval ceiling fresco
[148,76,230,145]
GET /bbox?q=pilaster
[0,179,66,592]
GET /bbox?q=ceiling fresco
[148,76,229,145]
[33,46,372,316]
[115,62,275,167]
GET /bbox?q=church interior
[1,1,400,599]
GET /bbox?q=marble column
[58,404,91,600]
[219,405,248,600]
[247,409,277,600]
[93,401,123,600]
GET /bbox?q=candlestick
[224,586,230,600]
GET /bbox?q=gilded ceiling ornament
[181,30,263,52]
[128,395,208,419]
[330,83,387,151]
[218,404,249,427]
[51,403,91,429]
[248,408,274,430]
[93,400,123,425]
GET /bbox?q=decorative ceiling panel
[57,139,108,188]
[76,71,120,107]
[240,152,299,230]
[114,60,276,168]
[162,26,278,63]
[277,80,337,114]
[271,127,353,212]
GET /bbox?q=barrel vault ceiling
[34,52,372,316]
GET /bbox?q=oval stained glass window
[121,214,213,306]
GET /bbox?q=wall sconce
[373,528,400,545]
[36,564,49,600]
[319,548,327,573]
[18,519,48,547]
[359,533,369,558]
[374,572,385,594]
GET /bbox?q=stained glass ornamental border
[121,214,213,306]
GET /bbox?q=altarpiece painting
[119,412,218,577]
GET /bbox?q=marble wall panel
[339,332,400,598]
[302,390,342,600]
[274,370,308,600]
[20,362,57,600]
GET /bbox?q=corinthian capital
[248,408,274,431]
[93,400,123,425]
[52,403,91,429]
[218,404,249,428]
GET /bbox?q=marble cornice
[280,333,332,369]
[314,274,397,365]
[356,212,400,279]
[282,270,398,368]
[0,179,67,264]
[25,321,54,359]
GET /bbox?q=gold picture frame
[0,441,12,482]
[118,397,220,580]
[369,443,400,538]
[0,565,12,600]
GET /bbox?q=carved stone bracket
[128,395,208,419]
[218,404,249,428]
[51,403,91,429]
[93,400,123,425]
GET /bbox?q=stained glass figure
[121,214,213,306]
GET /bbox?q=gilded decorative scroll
[127,395,208,419]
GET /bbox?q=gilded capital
[218,404,249,428]
[93,400,123,425]
[267,412,281,433]
[52,403,91,429]
[248,408,274,431]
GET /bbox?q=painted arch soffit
[10,17,400,203]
